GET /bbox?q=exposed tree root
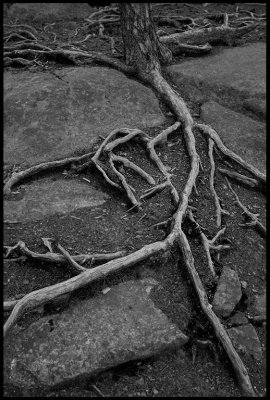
[3,54,261,395]
[208,139,230,227]
[160,23,258,46]
[56,243,89,273]
[219,168,264,193]
[175,229,255,397]
[5,29,38,41]
[4,57,35,67]
[196,123,266,184]
[4,42,52,51]
[111,154,155,185]
[4,48,135,74]
[226,178,266,237]
[168,42,212,56]
[4,151,95,195]
[4,9,265,395]
[187,210,230,279]
[3,240,126,266]
[4,23,38,34]
[4,240,167,336]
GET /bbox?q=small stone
[227,324,262,361]
[136,377,144,386]
[240,281,248,289]
[212,267,242,318]
[226,311,249,327]
[253,291,266,316]
[102,287,111,295]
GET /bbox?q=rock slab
[252,291,266,317]
[4,67,165,166]
[4,280,188,391]
[226,311,249,328]
[227,324,262,361]
[201,100,266,174]
[212,267,242,318]
[6,3,93,22]
[166,43,266,108]
[4,178,109,223]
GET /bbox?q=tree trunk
[119,3,172,73]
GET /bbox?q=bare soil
[4,3,266,397]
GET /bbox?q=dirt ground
[4,3,266,397]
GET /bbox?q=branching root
[187,210,229,279]
[226,178,266,237]
[208,139,230,226]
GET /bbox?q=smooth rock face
[4,178,109,223]
[227,324,262,361]
[6,3,93,22]
[212,267,242,318]
[166,43,266,106]
[4,67,165,166]
[200,100,266,174]
[4,280,188,390]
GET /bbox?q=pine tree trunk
[119,3,172,73]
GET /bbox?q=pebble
[136,377,144,386]
[240,280,248,289]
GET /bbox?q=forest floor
[4,3,266,397]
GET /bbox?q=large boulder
[5,3,93,22]
[4,280,188,393]
[200,100,266,174]
[166,43,266,117]
[227,324,262,361]
[4,67,166,167]
[4,177,109,223]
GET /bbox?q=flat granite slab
[200,100,266,174]
[5,3,93,22]
[4,280,188,392]
[4,178,109,223]
[4,67,166,167]
[166,43,266,112]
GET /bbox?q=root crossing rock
[166,42,266,112]
[201,101,266,174]
[227,324,262,361]
[4,280,188,392]
[4,178,109,223]
[4,67,166,166]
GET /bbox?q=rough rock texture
[4,67,166,166]
[252,291,266,317]
[243,98,266,120]
[166,43,266,113]
[4,178,109,223]
[227,324,262,361]
[200,100,266,174]
[226,311,249,328]
[212,267,242,318]
[4,280,188,391]
[6,3,93,22]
